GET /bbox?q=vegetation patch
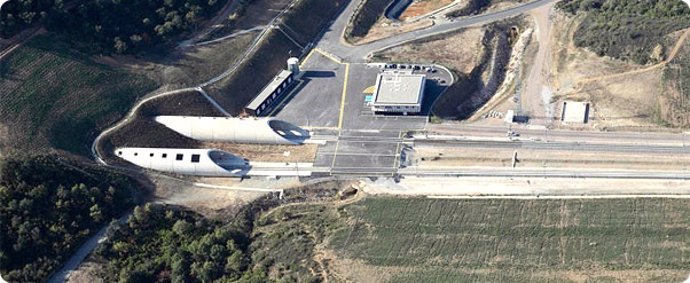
[0,155,146,282]
[329,197,690,282]
[91,180,349,282]
[1,0,225,54]
[345,0,392,41]
[558,0,690,64]
[660,39,690,127]
[95,203,253,282]
[0,34,158,156]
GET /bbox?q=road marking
[266,80,305,116]
[338,63,350,129]
[303,126,339,130]
[300,48,316,68]
[330,140,341,171]
[392,141,402,175]
[314,48,343,64]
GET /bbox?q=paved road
[426,124,690,146]
[318,0,560,62]
[399,167,690,180]
[417,139,690,154]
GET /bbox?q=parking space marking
[337,63,350,129]
[314,48,343,64]
[300,48,316,68]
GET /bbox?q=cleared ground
[400,0,455,20]
[414,145,690,170]
[202,142,318,162]
[549,12,690,130]
[325,197,690,283]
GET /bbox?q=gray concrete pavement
[273,53,344,127]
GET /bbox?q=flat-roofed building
[560,101,591,124]
[370,71,426,115]
[245,70,295,116]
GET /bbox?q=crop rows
[0,34,158,155]
[330,197,690,282]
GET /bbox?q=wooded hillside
[558,0,690,64]
[0,155,145,282]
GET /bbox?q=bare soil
[414,146,690,171]
[351,18,435,45]
[374,27,484,73]
[201,142,318,162]
[548,13,690,129]
[400,0,455,20]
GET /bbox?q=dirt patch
[99,90,224,163]
[66,261,103,283]
[400,0,455,20]
[138,90,226,117]
[549,12,685,129]
[414,145,690,170]
[201,142,318,162]
[447,0,525,18]
[352,18,434,45]
[372,27,484,73]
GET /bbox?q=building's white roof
[246,70,293,110]
[155,116,309,144]
[373,71,426,106]
[561,101,590,123]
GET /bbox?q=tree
[113,37,128,54]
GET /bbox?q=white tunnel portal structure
[115,148,250,176]
[155,116,310,144]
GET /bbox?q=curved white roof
[155,116,309,144]
[115,147,249,176]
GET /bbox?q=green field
[0,34,158,155]
[325,197,690,282]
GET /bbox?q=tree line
[0,155,145,282]
[0,0,226,53]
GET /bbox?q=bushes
[345,0,391,40]
[1,0,225,54]
[558,0,690,64]
[0,155,144,282]
[96,203,249,282]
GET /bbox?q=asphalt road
[426,124,690,146]
[399,167,690,180]
[317,0,560,62]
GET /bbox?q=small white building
[560,101,591,124]
[370,71,426,115]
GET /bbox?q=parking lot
[268,49,454,175]
[273,52,344,128]
[272,50,453,132]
